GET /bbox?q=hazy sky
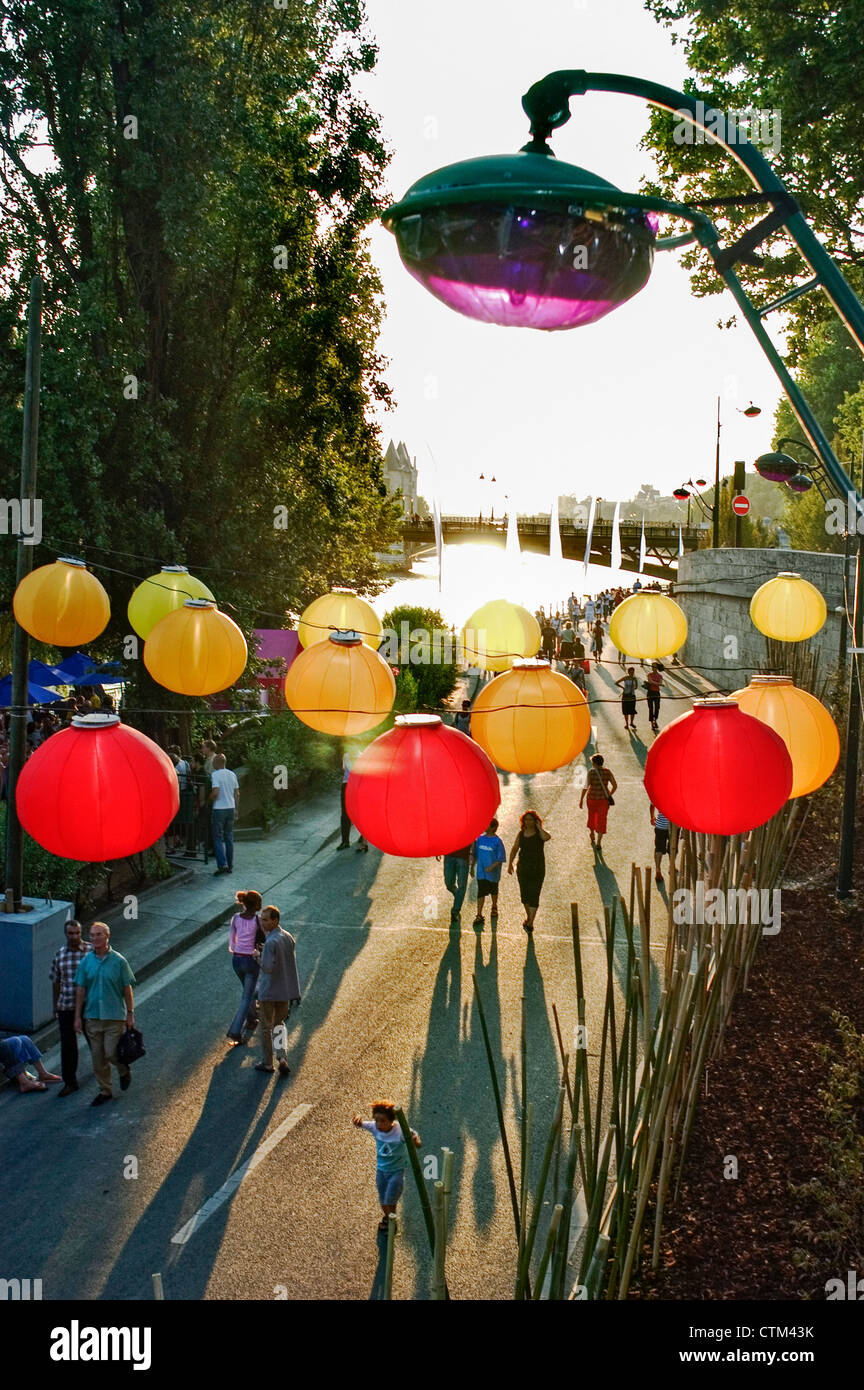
[358,0,785,515]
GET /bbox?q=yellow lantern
[730,674,840,798]
[144,599,247,695]
[471,658,591,773]
[128,565,215,639]
[297,588,382,650]
[285,630,395,735]
[13,557,110,647]
[750,572,827,642]
[609,592,687,660]
[461,600,541,673]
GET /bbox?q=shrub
[382,604,459,711]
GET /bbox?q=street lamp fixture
[742,403,762,418]
[754,451,801,483]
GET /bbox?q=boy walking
[353,1100,421,1231]
[470,818,507,929]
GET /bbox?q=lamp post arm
[522,70,864,362]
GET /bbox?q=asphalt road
[0,644,676,1301]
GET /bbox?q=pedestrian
[253,905,301,1077]
[645,662,664,732]
[559,620,575,668]
[508,809,551,933]
[49,918,91,1096]
[650,802,671,884]
[579,753,617,853]
[592,619,605,666]
[210,752,239,876]
[201,739,218,776]
[441,843,471,922]
[226,888,263,1045]
[541,619,557,660]
[0,1033,61,1093]
[616,666,639,730]
[73,922,136,1107]
[583,595,596,631]
[470,817,506,929]
[454,699,472,735]
[353,1099,421,1232]
[338,748,368,852]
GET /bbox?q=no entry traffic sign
[732,494,750,516]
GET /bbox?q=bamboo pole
[152,1273,164,1300]
[472,974,521,1240]
[433,1182,447,1300]
[533,1204,563,1299]
[516,1084,565,1299]
[383,1215,397,1300]
[395,1107,436,1260]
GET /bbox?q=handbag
[582,659,590,672]
[116,1025,146,1065]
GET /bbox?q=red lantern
[345,713,500,857]
[643,697,793,834]
[16,714,179,861]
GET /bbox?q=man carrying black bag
[253,906,300,1078]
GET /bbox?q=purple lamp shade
[787,473,814,493]
[754,452,800,483]
[393,202,654,331]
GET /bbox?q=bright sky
[358,0,784,517]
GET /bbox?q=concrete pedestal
[0,898,75,1032]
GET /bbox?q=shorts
[622,697,636,715]
[586,799,609,834]
[654,828,670,855]
[477,877,499,899]
[376,1169,405,1206]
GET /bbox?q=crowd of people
[0,691,116,800]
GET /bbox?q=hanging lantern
[16,713,178,861]
[461,600,541,672]
[284,630,395,735]
[297,588,382,650]
[750,572,827,642]
[345,713,500,856]
[13,558,110,647]
[128,565,215,639]
[730,675,840,798]
[144,599,247,695]
[609,591,687,659]
[471,658,590,772]
[644,697,793,834]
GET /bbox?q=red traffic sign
[732,494,750,516]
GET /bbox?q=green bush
[382,604,459,711]
[241,711,336,822]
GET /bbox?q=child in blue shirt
[353,1099,421,1231]
[470,817,507,929]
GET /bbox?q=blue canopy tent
[52,652,98,679]
[28,658,65,685]
[0,676,64,706]
[51,653,126,685]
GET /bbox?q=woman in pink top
[227,889,262,1045]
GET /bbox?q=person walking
[579,753,618,853]
[254,905,301,1077]
[226,889,263,1045]
[0,1033,61,1093]
[470,817,506,929]
[339,749,368,851]
[353,1099,421,1232]
[441,843,471,922]
[650,802,671,883]
[541,618,557,660]
[559,621,575,669]
[583,595,596,632]
[645,662,664,732]
[210,752,239,876]
[616,667,639,730]
[508,810,551,933]
[49,918,91,1096]
[592,619,605,667]
[73,923,136,1107]
[454,699,472,735]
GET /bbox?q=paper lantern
[13,558,110,647]
[730,675,840,798]
[16,713,178,861]
[128,565,215,639]
[345,713,500,856]
[609,592,687,659]
[297,588,381,650]
[471,658,590,772]
[644,697,793,834]
[284,630,395,735]
[750,572,827,642]
[144,599,247,695]
[461,600,541,672]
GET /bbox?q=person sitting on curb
[0,1033,61,1093]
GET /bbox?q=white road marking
[170,1102,313,1245]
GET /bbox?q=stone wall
[675,548,849,689]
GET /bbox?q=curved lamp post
[383,69,864,898]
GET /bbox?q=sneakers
[254,1062,275,1074]
[91,1093,113,1107]
[213,866,229,876]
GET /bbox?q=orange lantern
[13,558,110,647]
[730,674,840,798]
[144,599,247,695]
[284,630,395,735]
[471,658,591,772]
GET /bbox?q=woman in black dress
[507,810,551,933]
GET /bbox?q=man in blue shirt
[74,922,136,1107]
[470,818,507,929]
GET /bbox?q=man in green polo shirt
[74,922,136,1107]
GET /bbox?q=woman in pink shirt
[227,889,263,1045]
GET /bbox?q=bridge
[401,516,702,579]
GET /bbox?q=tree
[0,0,400,719]
[381,604,459,711]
